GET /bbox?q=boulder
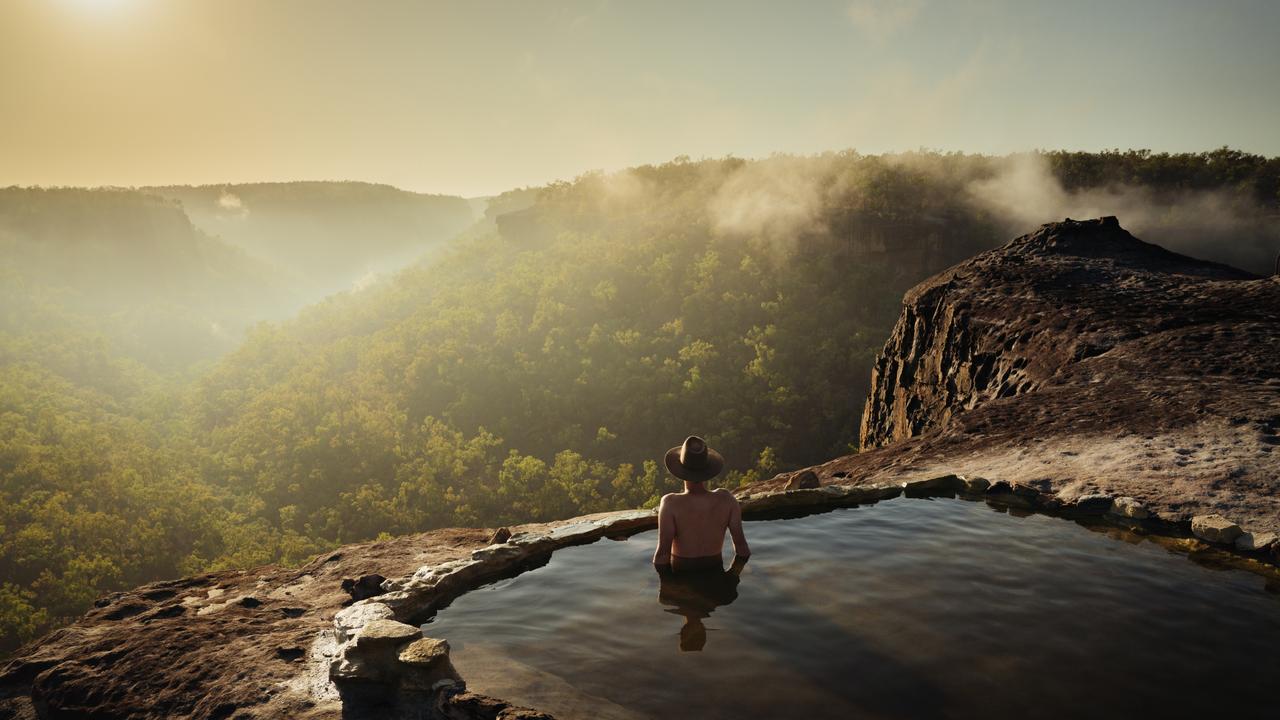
[333,620,434,687]
[786,470,820,490]
[398,637,450,667]
[355,619,422,649]
[958,475,991,493]
[984,481,1040,508]
[341,574,388,603]
[1108,496,1150,519]
[438,691,555,720]
[1071,494,1113,515]
[1190,514,1243,545]
[488,527,513,544]
[1234,531,1278,553]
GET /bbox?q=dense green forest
[2,149,1278,652]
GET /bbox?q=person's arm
[652,495,675,569]
[728,495,750,559]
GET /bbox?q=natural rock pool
[423,497,1280,719]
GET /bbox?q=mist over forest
[2,148,1278,652]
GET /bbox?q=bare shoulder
[658,492,684,507]
[712,488,740,505]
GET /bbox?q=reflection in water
[657,556,747,651]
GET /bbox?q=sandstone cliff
[859,216,1265,447]
[788,217,1279,534]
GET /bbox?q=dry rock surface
[3,217,1277,720]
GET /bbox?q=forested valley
[3,149,1278,651]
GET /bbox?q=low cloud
[708,156,828,244]
[351,269,381,293]
[968,153,1279,273]
[217,190,248,218]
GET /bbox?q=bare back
[653,487,750,566]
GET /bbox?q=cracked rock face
[860,217,1265,449]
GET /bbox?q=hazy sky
[2,0,1277,196]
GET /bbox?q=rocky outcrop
[773,218,1280,537]
[859,216,1262,448]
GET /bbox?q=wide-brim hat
[664,435,724,482]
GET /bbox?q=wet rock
[398,637,450,667]
[984,480,1040,507]
[1235,531,1278,553]
[341,574,387,603]
[488,527,512,544]
[958,475,991,493]
[786,470,820,490]
[354,619,422,649]
[842,483,903,504]
[438,691,555,720]
[1010,483,1041,499]
[1109,496,1150,519]
[1071,494,1113,515]
[902,474,962,495]
[739,484,890,516]
[1191,514,1244,545]
[433,678,463,694]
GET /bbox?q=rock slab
[1191,515,1244,545]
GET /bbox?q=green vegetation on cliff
[2,149,1278,651]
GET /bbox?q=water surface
[424,497,1280,719]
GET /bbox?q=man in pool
[652,435,751,574]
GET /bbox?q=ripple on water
[425,497,1280,720]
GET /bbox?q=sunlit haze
[2,0,1278,196]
